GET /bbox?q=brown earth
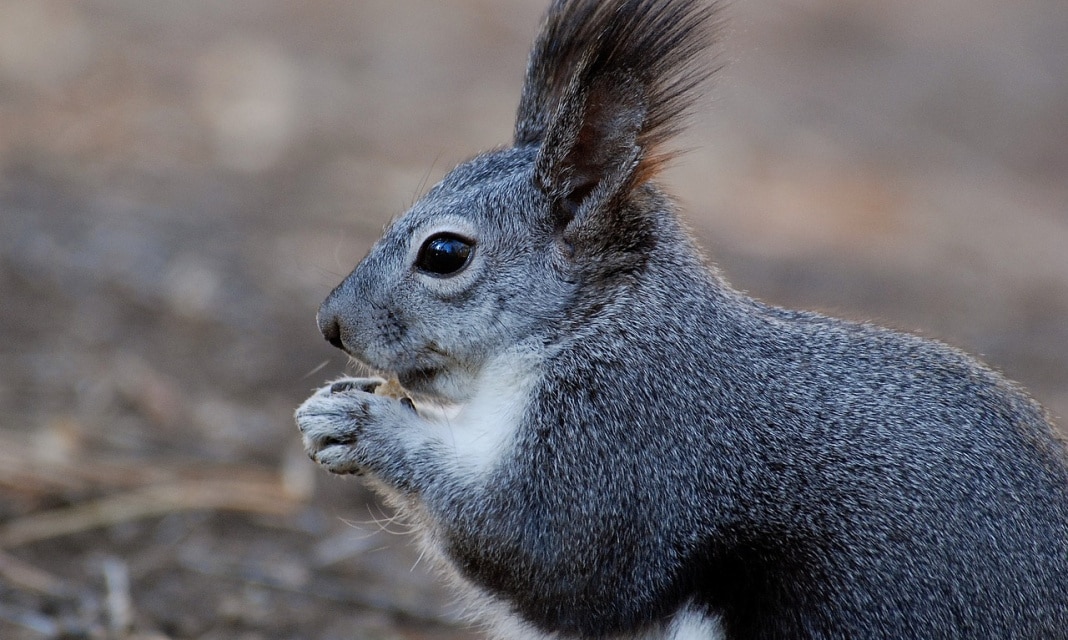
[1,0,1065,638]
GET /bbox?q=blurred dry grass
[0,0,1065,637]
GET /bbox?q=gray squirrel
[295,0,1068,637]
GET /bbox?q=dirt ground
[1,0,1065,638]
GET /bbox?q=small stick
[0,479,299,548]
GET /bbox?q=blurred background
[0,0,1065,638]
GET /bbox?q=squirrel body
[296,1,1068,637]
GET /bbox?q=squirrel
[295,0,1068,637]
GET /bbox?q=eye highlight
[415,233,474,276]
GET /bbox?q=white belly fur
[477,601,725,640]
[666,608,725,640]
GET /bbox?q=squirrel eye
[415,233,474,276]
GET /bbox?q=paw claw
[329,377,382,395]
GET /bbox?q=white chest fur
[417,350,537,476]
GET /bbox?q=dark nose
[319,314,345,350]
[317,301,346,351]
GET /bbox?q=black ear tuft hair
[515,0,724,178]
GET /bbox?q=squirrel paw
[295,377,414,475]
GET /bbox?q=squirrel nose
[319,278,362,353]
[317,310,346,351]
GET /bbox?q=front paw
[295,378,414,475]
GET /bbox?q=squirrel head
[318,0,723,403]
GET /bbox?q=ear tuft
[517,0,724,212]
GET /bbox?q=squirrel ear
[518,0,723,231]
[534,73,647,226]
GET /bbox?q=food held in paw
[373,377,409,400]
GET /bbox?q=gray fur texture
[296,0,1068,637]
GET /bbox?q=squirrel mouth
[345,350,441,391]
[397,367,442,394]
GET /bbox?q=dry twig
[0,479,300,548]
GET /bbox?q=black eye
[415,233,474,276]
